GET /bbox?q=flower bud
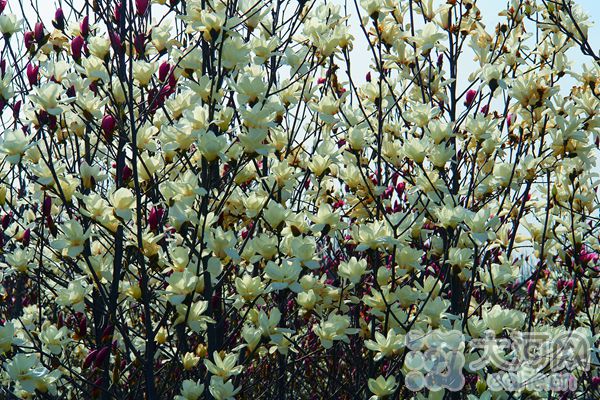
[0,0,6,14]
[109,31,122,54]
[158,62,170,82]
[24,31,34,50]
[101,114,117,139]
[53,8,65,30]
[148,206,164,231]
[136,0,149,16]
[465,89,477,106]
[83,349,98,369]
[12,100,21,119]
[26,63,39,86]
[80,16,89,38]
[94,347,110,367]
[34,22,44,43]
[22,228,31,247]
[42,195,52,217]
[71,36,84,61]
[134,33,145,56]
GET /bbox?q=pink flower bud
[158,62,170,82]
[113,2,123,23]
[0,0,5,14]
[92,347,108,368]
[22,228,31,247]
[480,104,489,115]
[527,280,536,297]
[78,316,87,337]
[71,36,84,61]
[148,206,164,231]
[26,63,39,86]
[1,214,10,229]
[109,31,122,53]
[437,53,444,68]
[53,8,65,30]
[395,182,405,195]
[101,114,116,138]
[465,89,477,106]
[34,22,44,42]
[134,33,146,55]
[80,16,89,38]
[136,0,149,16]
[42,195,52,217]
[12,100,21,119]
[24,31,34,50]
[365,71,371,82]
[317,77,326,85]
[507,112,517,127]
[83,349,98,369]
[121,165,132,182]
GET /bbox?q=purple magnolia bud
[34,22,44,42]
[0,60,5,76]
[134,33,145,56]
[365,71,371,82]
[101,114,116,138]
[109,31,122,53]
[507,112,517,127]
[83,349,98,369]
[53,8,65,30]
[121,165,132,181]
[42,195,52,217]
[24,31,34,50]
[113,2,123,23]
[78,315,87,337]
[26,63,39,86]
[437,53,444,68]
[480,104,489,115]
[0,0,6,14]
[158,62,170,82]
[1,214,10,229]
[22,228,30,247]
[71,36,84,61]
[136,0,149,16]
[148,206,164,231]
[465,89,477,106]
[80,16,89,38]
[12,100,21,119]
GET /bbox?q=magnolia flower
[365,331,405,361]
[483,305,526,334]
[40,325,70,354]
[313,313,358,349]
[52,220,89,257]
[208,377,240,400]
[0,129,33,164]
[204,351,243,379]
[29,82,65,115]
[56,279,89,312]
[175,380,205,400]
[338,257,367,284]
[175,300,214,333]
[133,61,157,86]
[0,14,22,36]
[0,322,15,354]
[368,375,397,399]
[110,187,135,220]
[3,354,49,394]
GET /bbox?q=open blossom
[0,0,598,399]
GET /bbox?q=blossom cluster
[0,0,599,399]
